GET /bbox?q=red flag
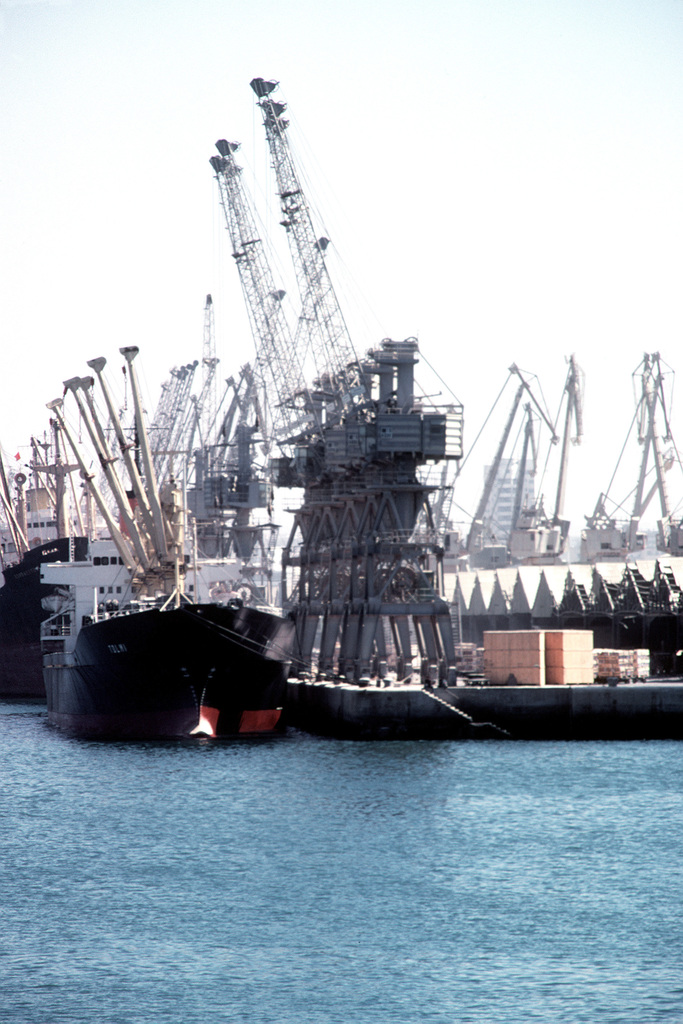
[14,453,20,461]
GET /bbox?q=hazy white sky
[2,0,683,532]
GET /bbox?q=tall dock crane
[208,136,315,584]
[210,79,462,683]
[581,352,683,562]
[277,337,464,684]
[150,360,199,483]
[199,294,219,447]
[465,363,558,568]
[508,353,583,565]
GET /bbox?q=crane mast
[630,352,679,555]
[200,294,219,446]
[466,381,526,561]
[552,354,584,525]
[510,405,537,532]
[151,361,199,482]
[250,78,364,401]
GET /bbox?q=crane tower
[217,81,464,684]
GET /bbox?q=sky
[2,0,683,536]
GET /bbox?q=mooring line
[421,687,512,738]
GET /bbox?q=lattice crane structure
[250,77,364,402]
[209,140,310,447]
[582,352,683,562]
[150,360,199,483]
[211,79,465,682]
[508,353,584,565]
[465,363,558,568]
[277,339,464,684]
[207,137,317,586]
[200,294,219,446]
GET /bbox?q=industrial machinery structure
[581,352,683,563]
[276,337,463,683]
[48,348,187,598]
[508,353,584,564]
[212,79,464,683]
[208,130,312,592]
[465,363,558,568]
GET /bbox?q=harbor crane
[150,360,199,483]
[581,352,683,562]
[508,353,584,565]
[199,294,219,447]
[213,79,464,684]
[209,135,315,584]
[210,139,310,446]
[465,363,559,568]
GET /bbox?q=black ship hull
[44,601,295,739]
[0,537,88,697]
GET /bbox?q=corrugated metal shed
[452,572,477,612]
[512,567,544,614]
[533,567,568,618]
[489,574,512,615]
[468,572,497,615]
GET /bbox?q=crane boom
[553,354,584,522]
[210,141,310,447]
[466,363,557,558]
[466,382,525,555]
[200,294,219,445]
[629,352,673,551]
[250,78,363,398]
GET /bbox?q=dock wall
[286,678,683,741]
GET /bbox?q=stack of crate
[593,648,651,681]
[633,649,650,680]
[483,631,546,686]
[545,630,594,685]
[593,649,622,679]
[454,643,484,674]
[483,630,594,685]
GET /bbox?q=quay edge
[285,678,683,741]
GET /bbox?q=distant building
[482,458,535,542]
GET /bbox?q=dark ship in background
[0,536,88,697]
[0,427,90,697]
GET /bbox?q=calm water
[1,701,682,1024]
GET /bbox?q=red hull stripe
[238,708,282,733]
[191,705,221,736]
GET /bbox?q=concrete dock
[285,677,683,740]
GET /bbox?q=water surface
[1,700,681,1023]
